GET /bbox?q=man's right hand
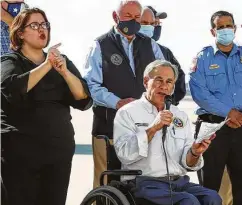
[227,109,242,128]
[146,110,173,142]
[116,98,135,109]
[150,110,173,131]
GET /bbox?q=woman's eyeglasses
[24,22,50,30]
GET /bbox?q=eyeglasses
[24,22,50,30]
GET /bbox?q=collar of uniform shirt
[140,93,161,114]
[211,42,240,56]
[113,26,136,44]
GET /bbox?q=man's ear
[1,1,8,10]
[143,76,149,89]
[234,25,237,33]
[112,11,118,24]
[210,28,216,37]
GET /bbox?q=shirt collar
[211,43,240,56]
[140,93,159,114]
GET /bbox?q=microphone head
[164,95,172,110]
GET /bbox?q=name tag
[135,123,149,127]
[209,64,220,69]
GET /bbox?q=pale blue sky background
[26,0,242,80]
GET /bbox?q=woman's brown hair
[10,7,51,51]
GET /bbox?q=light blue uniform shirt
[82,28,164,109]
[189,43,242,117]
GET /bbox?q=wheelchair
[80,135,159,205]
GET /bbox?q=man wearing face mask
[189,11,242,205]
[1,0,27,55]
[140,6,186,105]
[83,0,164,188]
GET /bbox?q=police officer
[114,59,222,205]
[139,6,186,105]
[82,0,164,188]
[189,10,242,205]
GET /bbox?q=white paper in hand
[195,119,229,143]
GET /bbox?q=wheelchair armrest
[100,169,142,186]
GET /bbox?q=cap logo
[173,117,184,128]
[111,54,123,66]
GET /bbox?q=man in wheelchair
[113,60,222,205]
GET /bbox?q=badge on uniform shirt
[111,54,123,66]
[240,57,242,63]
[209,64,220,69]
[173,117,184,128]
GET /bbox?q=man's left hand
[191,134,215,156]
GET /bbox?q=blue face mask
[216,28,235,46]
[6,2,27,17]
[117,19,141,36]
[139,25,154,38]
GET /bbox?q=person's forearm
[186,148,200,167]
[63,70,88,100]
[189,79,231,117]
[27,61,52,92]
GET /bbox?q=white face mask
[139,25,154,38]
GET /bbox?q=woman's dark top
[1,52,93,146]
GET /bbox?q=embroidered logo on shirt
[173,117,184,128]
[111,54,123,66]
[209,64,220,69]
[135,123,149,127]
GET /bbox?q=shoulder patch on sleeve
[190,57,198,73]
[189,50,205,73]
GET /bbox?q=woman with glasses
[1,7,92,205]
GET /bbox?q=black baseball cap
[147,6,167,19]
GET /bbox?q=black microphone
[162,95,173,143]
[161,95,174,205]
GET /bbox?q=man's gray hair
[141,6,155,19]
[115,0,142,15]
[143,59,179,81]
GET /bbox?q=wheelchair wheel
[81,185,130,205]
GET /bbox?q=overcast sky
[26,0,242,80]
